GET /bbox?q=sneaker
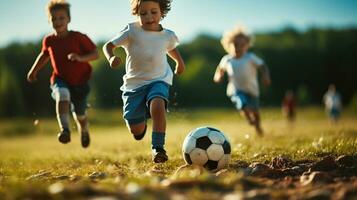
[133,125,147,141]
[152,148,168,163]
[81,131,90,148]
[58,128,71,144]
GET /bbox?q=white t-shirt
[218,53,264,97]
[323,91,342,110]
[110,22,179,91]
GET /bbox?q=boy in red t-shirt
[27,0,99,148]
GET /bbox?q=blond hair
[221,25,253,55]
[130,0,172,19]
[46,0,71,19]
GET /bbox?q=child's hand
[27,71,37,82]
[68,53,81,62]
[213,68,224,83]
[109,56,121,68]
[213,74,222,83]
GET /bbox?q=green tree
[0,60,24,116]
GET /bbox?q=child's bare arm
[27,52,50,82]
[168,48,185,75]
[260,64,271,86]
[213,66,225,83]
[68,49,99,62]
[102,42,121,68]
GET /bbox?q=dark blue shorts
[122,81,169,125]
[50,78,90,115]
[329,107,341,119]
[230,90,259,110]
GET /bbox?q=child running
[323,84,342,124]
[103,0,185,163]
[27,0,99,148]
[213,25,271,136]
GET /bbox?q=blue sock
[152,131,165,149]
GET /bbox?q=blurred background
[0,0,357,117]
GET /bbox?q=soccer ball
[182,127,231,171]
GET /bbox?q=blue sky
[1,0,357,47]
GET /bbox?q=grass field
[0,107,356,200]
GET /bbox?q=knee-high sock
[152,131,165,149]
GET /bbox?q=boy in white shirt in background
[213,25,271,136]
[103,0,185,163]
[323,84,342,124]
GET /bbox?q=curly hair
[130,0,172,19]
[46,0,71,19]
[220,25,253,55]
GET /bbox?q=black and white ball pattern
[182,127,231,171]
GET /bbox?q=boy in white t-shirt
[103,0,185,163]
[213,25,271,136]
[323,84,342,124]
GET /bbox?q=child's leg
[329,108,340,124]
[70,84,92,147]
[150,97,166,148]
[150,97,168,163]
[242,108,255,125]
[242,94,263,136]
[56,99,70,131]
[121,85,148,140]
[251,110,263,136]
[232,91,255,125]
[54,88,71,143]
[147,82,170,163]
[72,112,90,148]
[150,98,166,133]
[128,122,147,136]
[148,83,169,149]
[72,113,88,133]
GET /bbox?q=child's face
[232,36,250,58]
[138,1,162,31]
[49,9,70,34]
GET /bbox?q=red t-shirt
[282,97,296,112]
[41,31,97,86]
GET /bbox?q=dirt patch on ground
[3,155,357,200]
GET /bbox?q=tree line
[0,27,356,117]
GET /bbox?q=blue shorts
[329,107,341,119]
[122,81,170,125]
[230,90,259,110]
[50,78,90,115]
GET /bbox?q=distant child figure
[282,90,296,122]
[103,0,185,163]
[213,25,271,136]
[27,0,99,148]
[323,84,342,123]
